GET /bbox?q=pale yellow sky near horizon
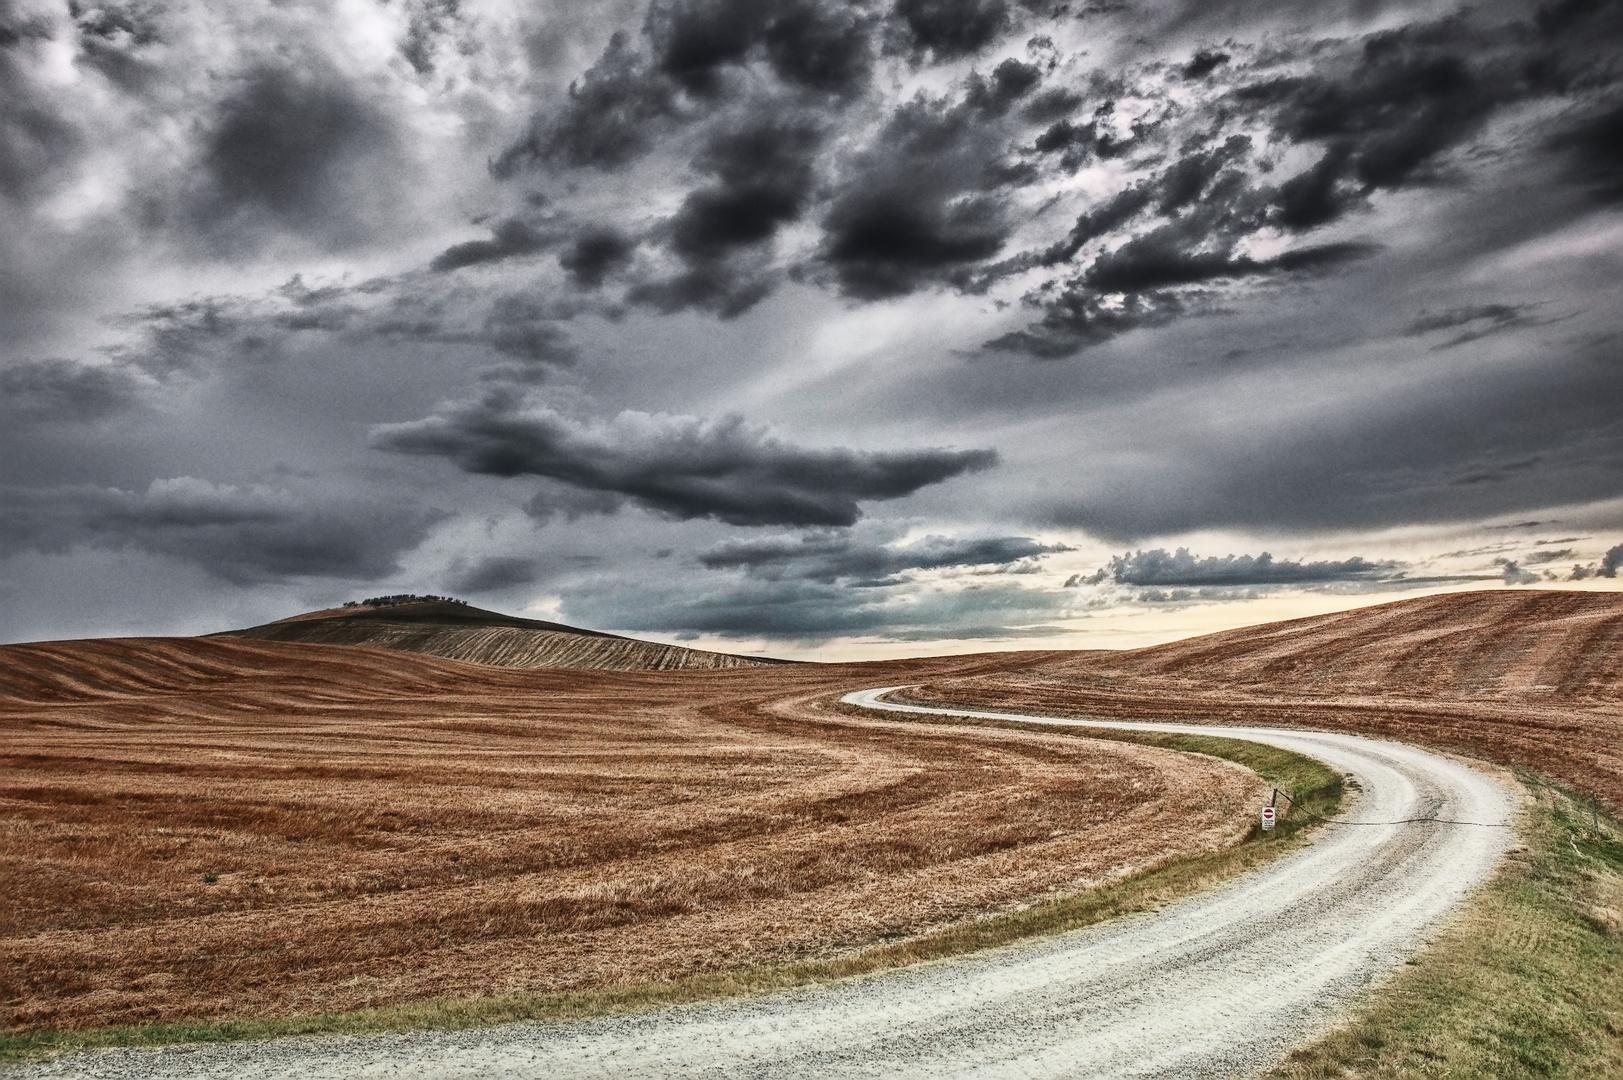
[641,581,1623,663]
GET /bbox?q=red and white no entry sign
[1260,806,1277,831]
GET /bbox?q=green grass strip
[1268,779,1623,1079]
[0,702,1342,1064]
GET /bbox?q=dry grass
[0,636,1267,1034]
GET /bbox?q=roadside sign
[1261,806,1277,831]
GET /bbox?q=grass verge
[0,698,1341,1064]
[1268,779,1622,1079]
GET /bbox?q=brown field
[905,590,1623,812]
[0,636,1262,1032]
[7,587,1617,1037]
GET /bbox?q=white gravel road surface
[12,687,1516,1080]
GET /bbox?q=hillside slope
[906,590,1623,813]
[219,599,787,672]
[1045,590,1623,704]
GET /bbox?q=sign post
[1260,805,1276,832]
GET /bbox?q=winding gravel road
[14,687,1516,1080]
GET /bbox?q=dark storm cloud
[629,118,824,315]
[645,0,876,98]
[523,481,629,522]
[430,219,557,272]
[1607,544,1623,577]
[890,0,1010,61]
[626,260,778,317]
[1154,137,1252,215]
[1570,543,1623,579]
[1234,25,1506,196]
[1082,230,1373,294]
[489,0,1507,328]
[1230,2,1623,216]
[984,288,1189,357]
[492,0,1043,308]
[494,31,675,174]
[495,0,874,177]
[1269,144,1352,232]
[987,134,1329,355]
[1079,548,1397,587]
[0,358,149,425]
[973,58,1045,111]
[560,228,636,287]
[1030,134,1258,263]
[752,0,876,94]
[669,122,823,261]
[1021,79,1081,123]
[1028,104,1130,173]
[818,89,1036,299]
[992,153,1381,356]
[0,479,443,585]
[699,530,1067,582]
[1547,101,1623,204]
[1035,184,1156,266]
[648,0,770,98]
[1495,558,1542,585]
[989,5,1623,358]
[369,390,998,527]
[188,62,407,250]
[447,555,538,593]
[1182,49,1230,79]
[560,573,1068,641]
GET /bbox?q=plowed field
[224,599,781,671]
[0,637,1260,1031]
[905,590,1623,812]
[7,588,1616,1037]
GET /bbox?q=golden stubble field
[907,591,1623,812]
[0,636,1263,1031]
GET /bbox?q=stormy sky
[2,0,1621,656]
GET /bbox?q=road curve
[17,687,1515,1080]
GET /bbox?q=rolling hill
[904,589,1623,812]
[216,597,789,672]
[3,586,1620,1040]
[1046,589,1623,703]
[0,632,1253,1031]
